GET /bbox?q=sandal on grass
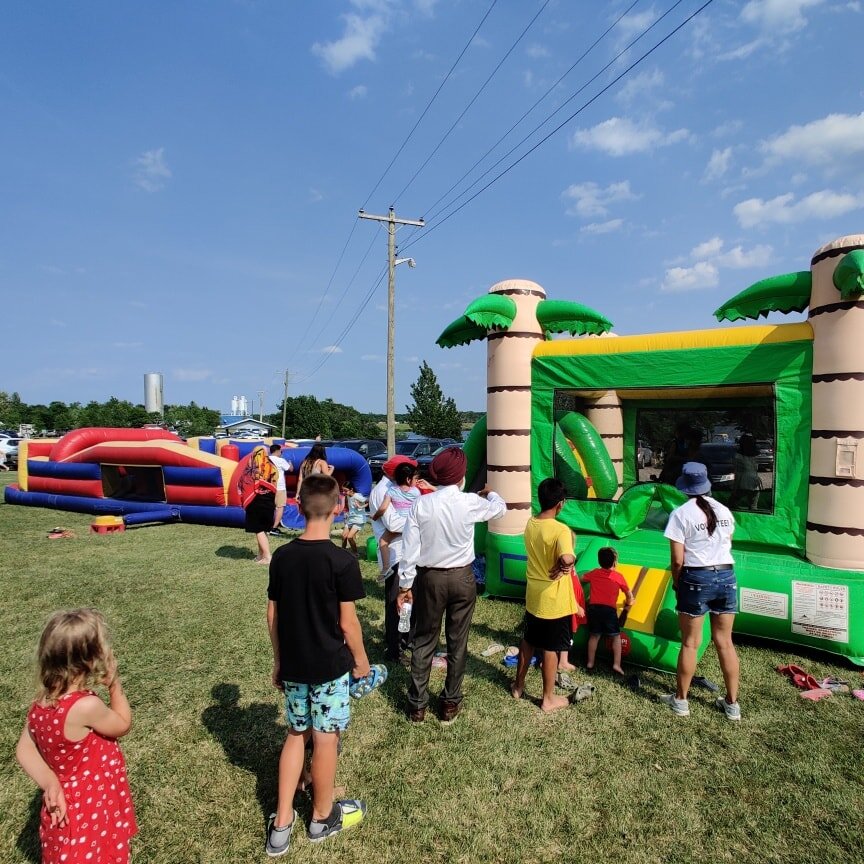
[800,688,832,701]
[555,671,578,690]
[569,684,595,704]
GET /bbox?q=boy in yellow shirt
[510,478,583,713]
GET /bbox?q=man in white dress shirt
[399,447,506,724]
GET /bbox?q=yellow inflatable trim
[535,322,812,358]
[613,563,671,636]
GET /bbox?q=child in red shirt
[581,547,634,675]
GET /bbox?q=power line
[360,0,499,210]
[294,1,714,382]
[416,0,688,232]
[402,0,710,251]
[415,0,643,226]
[392,0,550,206]
[285,219,359,366]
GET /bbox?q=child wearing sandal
[581,547,634,675]
[16,608,137,864]
[266,473,372,856]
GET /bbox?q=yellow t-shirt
[523,516,576,619]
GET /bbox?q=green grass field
[1,474,862,864]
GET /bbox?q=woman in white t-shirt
[661,462,741,721]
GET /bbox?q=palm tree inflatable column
[438,280,612,590]
[808,234,864,569]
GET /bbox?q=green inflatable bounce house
[438,233,864,672]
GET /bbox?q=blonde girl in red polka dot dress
[15,609,137,863]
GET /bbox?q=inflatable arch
[440,234,864,671]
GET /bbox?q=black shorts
[587,604,621,636]
[522,612,573,653]
[244,492,275,534]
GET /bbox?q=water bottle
[398,601,412,633]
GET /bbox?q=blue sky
[2,0,863,415]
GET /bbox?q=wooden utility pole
[279,370,292,439]
[257,389,265,423]
[358,207,424,456]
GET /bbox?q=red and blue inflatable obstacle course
[5,429,372,530]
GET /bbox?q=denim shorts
[676,566,737,617]
[283,673,350,733]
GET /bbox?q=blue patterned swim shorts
[283,673,351,733]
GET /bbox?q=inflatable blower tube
[555,411,618,499]
[124,509,179,526]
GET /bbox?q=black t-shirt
[267,539,365,685]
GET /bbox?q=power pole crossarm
[358,208,424,457]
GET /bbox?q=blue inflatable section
[283,447,373,496]
[163,466,224,487]
[198,438,217,455]
[28,460,102,480]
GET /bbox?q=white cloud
[692,237,724,260]
[312,5,392,74]
[173,368,211,382]
[662,237,773,293]
[321,345,343,355]
[348,84,368,99]
[49,318,67,327]
[761,112,864,169]
[581,219,624,235]
[570,117,690,156]
[734,190,864,227]
[112,341,143,349]
[615,68,664,104]
[712,120,743,138]
[662,261,719,293]
[308,188,324,203]
[741,0,825,33]
[703,147,732,182]
[615,8,658,43]
[361,353,384,361]
[525,43,549,58]
[561,180,637,218]
[413,0,438,16]
[133,147,171,192]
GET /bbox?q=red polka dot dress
[27,690,137,864]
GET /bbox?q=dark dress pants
[408,564,476,711]
[384,566,414,658]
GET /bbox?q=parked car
[416,443,464,478]
[637,439,653,469]
[368,437,455,481]
[331,439,387,460]
[698,443,737,489]
[756,439,775,472]
[0,437,21,466]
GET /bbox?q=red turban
[383,455,417,479]
[429,447,466,486]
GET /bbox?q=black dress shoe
[439,700,460,724]
[408,707,426,723]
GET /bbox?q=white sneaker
[716,696,741,721]
[660,694,690,716]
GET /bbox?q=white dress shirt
[399,485,507,589]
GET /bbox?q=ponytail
[694,495,717,536]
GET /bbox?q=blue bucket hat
[676,461,711,496]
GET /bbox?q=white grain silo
[144,373,164,415]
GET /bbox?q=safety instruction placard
[740,588,788,620]
[791,581,849,643]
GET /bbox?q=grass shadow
[201,683,284,825]
[215,545,255,561]
[15,791,41,863]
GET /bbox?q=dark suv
[331,439,387,460]
[368,438,455,481]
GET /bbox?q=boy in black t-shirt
[265,474,370,855]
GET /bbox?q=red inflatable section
[28,477,104,498]
[26,442,54,458]
[227,455,249,507]
[62,443,215,468]
[51,428,180,462]
[164,485,226,506]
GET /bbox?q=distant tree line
[0,391,220,438]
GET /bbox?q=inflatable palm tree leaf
[436,315,490,348]
[714,271,811,322]
[833,249,864,299]
[463,294,517,329]
[536,299,612,336]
